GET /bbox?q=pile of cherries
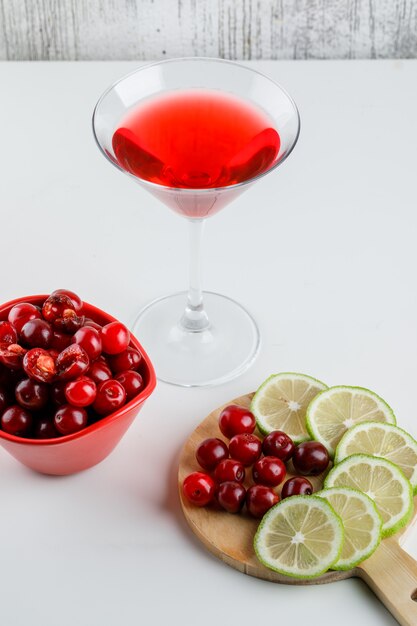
[183,405,330,518]
[0,289,144,438]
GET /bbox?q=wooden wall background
[0,0,416,61]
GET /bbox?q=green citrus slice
[254,495,344,578]
[334,422,417,495]
[324,454,413,537]
[251,373,327,443]
[306,386,396,457]
[317,487,382,570]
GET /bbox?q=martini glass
[92,58,300,387]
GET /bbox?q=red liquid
[112,90,280,189]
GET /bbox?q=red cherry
[50,381,67,406]
[218,404,256,439]
[281,477,313,499]
[50,330,72,351]
[262,430,295,462]
[115,370,143,400]
[56,345,89,380]
[196,437,229,471]
[20,319,53,349]
[183,472,215,507]
[42,293,75,321]
[216,481,246,513]
[23,348,56,383]
[92,379,126,415]
[0,343,27,369]
[108,347,142,373]
[100,322,130,355]
[15,378,49,410]
[72,326,102,361]
[42,294,84,333]
[252,456,286,487]
[65,376,97,407]
[0,321,18,344]
[0,387,8,414]
[292,442,330,476]
[214,458,245,484]
[51,289,83,313]
[8,303,41,334]
[54,404,88,435]
[34,418,60,439]
[246,485,279,518]
[229,433,262,466]
[88,360,112,384]
[1,405,32,436]
[83,318,102,331]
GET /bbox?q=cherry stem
[179,218,210,332]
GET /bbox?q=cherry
[65,376,97,407]
[93,379,126,415]
[252,456,286,487]
[56,344,89,380]
[0,321,18,344]
[196,437,229,471]
[1,405,32,436]
[54,404,88,435]
[292,441,330,476]
[88,360,112,384]
[42,293,75,321]
[229,433,262,466]
[246,485,279,518]
[214,458,245,484]
[50,330,72,351]
[50,381,67,406]
[83,318,102,331]
[262,430,295,462]
[108,347,142,373]
[15,378,48,410]
[0,343,26,369]
[8,303,41,334]
[42,294,84,333]
[101,322,130,355]
[23,348,56,383]
[281,477,313,499]
[183,472,215,507]
[34,418,60,439]
[216,481,246,513]
[51,289,83,313]
[72,326,102,361]
[0,387,8,413]
[20,319,53,349]
[218,404,256,439]
[115,370,143,400]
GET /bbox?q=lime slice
[306,386,396,457]
[251,373,327,443]
[335,422,417,494]
[254,495,344,578]
[317,487,382,570]
[324,454,413,537]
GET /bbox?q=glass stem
[180,218,210,332]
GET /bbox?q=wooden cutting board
[178,393,417,626]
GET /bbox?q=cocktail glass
[92,58,300,387]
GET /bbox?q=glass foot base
[132,291,260,387]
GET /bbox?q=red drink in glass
[112,90,280,191]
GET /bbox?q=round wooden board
[178,393,352,585]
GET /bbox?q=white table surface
[1,59,416,626]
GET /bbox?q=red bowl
[0,295,156,475]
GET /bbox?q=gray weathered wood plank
[0,0,416,61]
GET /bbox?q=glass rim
[92,56,301,195]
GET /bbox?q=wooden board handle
[358,538,417,626]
